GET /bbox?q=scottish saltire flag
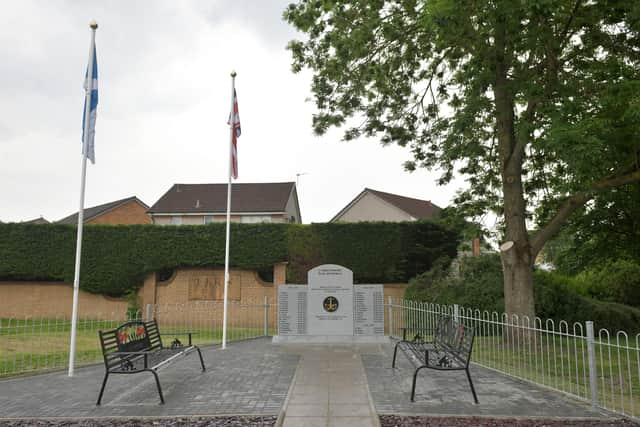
[229,89,241,179]
[82,45,98,164]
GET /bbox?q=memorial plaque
[307,264,354,335]
[353,284,384,336]
[278,285,307,335]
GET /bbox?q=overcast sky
[0,0,463,224]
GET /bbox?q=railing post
[145,304,153,321]
[586,321,598,408]
[264,296,269,337]
[454,304,460,323]
[387,296,394,338]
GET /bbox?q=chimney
[195,199,201,208]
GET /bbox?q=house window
[204,216,214,224]
[240,216,272,223]
[170,216,182,225]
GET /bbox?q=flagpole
[68,19,97,377]
[222,71,236,350]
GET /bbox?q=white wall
[335,192,413,222]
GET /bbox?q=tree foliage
[284,0,640,316]
[544,183,640,274]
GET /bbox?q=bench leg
[149,370,165,404]
[392,342,400,368]
[465,367,479,404]
[96,372,109,405]
[411,366,426,402]
[195,346,206,372]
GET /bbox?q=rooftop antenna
[296,172,308,187]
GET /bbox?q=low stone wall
[0,263,407,327]
[0,281,128,319]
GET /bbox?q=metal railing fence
[0,296,274,378]
[4,294,640,420]
[386,297,640,419]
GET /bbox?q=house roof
[21,216,49,224]
[331,188,442,222]
[57,196,149,224]
[147,182,297,214]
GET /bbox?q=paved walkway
[363,343,608,417]
[0,339,297,418]
[0,337,616,424]
[279,344,380,427]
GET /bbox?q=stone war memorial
[273,264,386,343]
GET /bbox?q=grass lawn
[471,333,640,417]
[0,318,275,378]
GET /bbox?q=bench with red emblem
[97,319,205,405]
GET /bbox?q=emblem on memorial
[323,296,339,312]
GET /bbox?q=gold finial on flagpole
[89,19,98,30]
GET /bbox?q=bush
[405,254,504,313]
[0,220,459,297]
[406,254,640,333]
[575,260,640,307]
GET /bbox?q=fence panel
[385,298,640,419]
[0,297,275,378]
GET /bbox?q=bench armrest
[164,331,195,346]
[400,327,435,342]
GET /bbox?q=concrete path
[280,344,380,427]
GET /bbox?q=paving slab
[363,342,611,418]
[280,343,381,427]
[0,338,297,418]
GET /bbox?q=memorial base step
[271,335,389,344]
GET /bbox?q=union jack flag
[229,89,241,179]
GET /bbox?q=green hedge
[286,221,458,283]
[406,254,640,333]
[0,223,289,296]
[0,220,458,296]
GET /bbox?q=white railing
[0,296,274,378]
[386,297,640,419]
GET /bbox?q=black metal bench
[97,319,205,405]
[392,315,478,403]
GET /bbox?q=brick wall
[87,200,152,224]
[0,282,128,319]
[0,263,407,330]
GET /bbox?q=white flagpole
[68,19,97,377]
[222,70,236,350]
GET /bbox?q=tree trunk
[501,243,535,323]
[494,9,536,323]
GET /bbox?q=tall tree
[284,0,640,319]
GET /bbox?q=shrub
[406,254,640,333]
[575,260,640,307]
[405,254,504,313]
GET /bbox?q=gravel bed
[0,416,277,427]
[379,415,640,427]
